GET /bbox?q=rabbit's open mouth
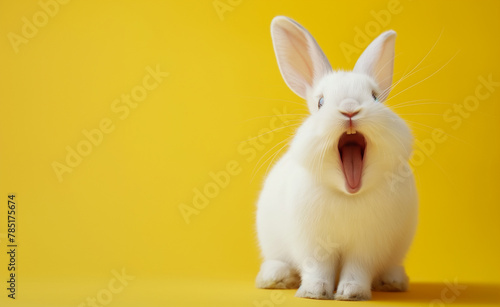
[338,132,366,194]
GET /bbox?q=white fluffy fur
[256,17,418,301]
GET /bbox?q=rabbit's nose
[339,99,361,118]
[339,109,360,118]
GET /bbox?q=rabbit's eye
[318,97,324,109]
[372,91,378,102]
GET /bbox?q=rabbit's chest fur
[257,152,418,269]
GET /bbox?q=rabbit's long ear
[353,30,396,102]
[271,16,332,99]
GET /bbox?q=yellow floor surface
[5,277,500,307]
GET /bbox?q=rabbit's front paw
[335,282,371,301]
[295,279,334,300]
[372,265,409,292]
[256,260,300,289]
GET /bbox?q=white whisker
[251,135,294,182]
[386,50,460,103]
[404,119,469,145]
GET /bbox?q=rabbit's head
[271,16,413,194]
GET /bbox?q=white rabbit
[255,16,418,301]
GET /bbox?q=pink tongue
[341,144,363,189]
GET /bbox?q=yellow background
[1,0,499,306]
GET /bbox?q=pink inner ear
[271,17,332,99]
[373,36,395,101]
[353,31,396,102]
[281,29,314,88]
[273,20,316,98]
